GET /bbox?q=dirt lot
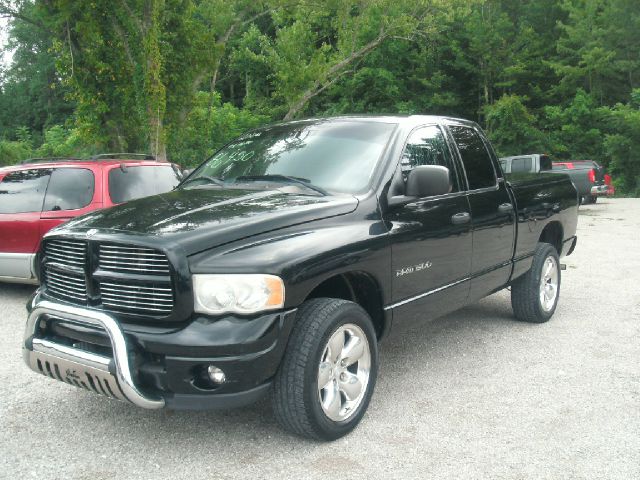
[1,198,638,480]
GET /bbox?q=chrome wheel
[539,256,559,312]
[317,323,371,422]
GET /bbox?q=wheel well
[539,221,563,254]
[305,272,386,339]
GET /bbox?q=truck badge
[396,261,433,277]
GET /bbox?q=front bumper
[23,293,296,410]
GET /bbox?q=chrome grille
[98,243,170,275]
[99,281,174,315]
[45,270,88,302]
[45,239,86,269]
[44,240,88,302]
[42,238,174,317]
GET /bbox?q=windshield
[182,120,397,194]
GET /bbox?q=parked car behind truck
[552,160,611,204]
[0,155,182,284]
[499,154,611,204]
[499,153,552,174]
[23,116,578,440]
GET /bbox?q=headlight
[193,274,285,315]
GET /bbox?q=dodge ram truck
[22,115,579,440]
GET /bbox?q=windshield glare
[184,120,397,194]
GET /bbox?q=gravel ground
[1,198,638,480]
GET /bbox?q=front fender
[188,217,392,309]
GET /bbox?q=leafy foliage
[0,0,639,194]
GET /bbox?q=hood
[56,187,359,255]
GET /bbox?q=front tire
[511,243,561,323]
[271,298,378,440]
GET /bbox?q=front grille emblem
[86,229,98,238]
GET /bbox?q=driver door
[383,125,473,327]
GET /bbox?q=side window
[511,157,533,173]
[449,125,497,190]
[0,169,52,214]
[43,168,95,211]
[400,125,459,192]
[539,155,552,171]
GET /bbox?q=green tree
[552,0,640,105]
[0,1,73,141]
[542,89,607,160]
[485,94,545,156]
[602,90,640,195]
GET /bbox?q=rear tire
[511,243,561,323]
[271,298,378,440]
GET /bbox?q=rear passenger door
[40,167,100,236]
[448,124,515,302]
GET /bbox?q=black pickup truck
[23,116,578,440]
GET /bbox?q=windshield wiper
[180,175,225,188]
[235,174,328,196]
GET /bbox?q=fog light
[207,365,226,384]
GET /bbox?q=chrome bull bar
[23,299,165,409]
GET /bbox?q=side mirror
[406,165,452,197]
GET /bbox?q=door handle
[498,203,513,213]
[451,212,471,225]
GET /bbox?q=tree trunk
[143,0,167,161]
[148,105,168,161]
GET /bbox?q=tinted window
[109,165,180,203]
[43,168,94,211]
[450,126,496,190]
[511,157,533,173]
[183,120,397,194]
[540,155,552,171]
[0,169,51,214]
[401,125,459,192]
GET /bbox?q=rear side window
[540,155,552,171]
[43,168,95,211]
[109,165,180,203]
[0,169,51,214]
[401,125,459,192]
[449,126,497,190]
[511,157,533,173]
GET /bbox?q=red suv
[0,155,182,284]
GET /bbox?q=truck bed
[507,172,579,278]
